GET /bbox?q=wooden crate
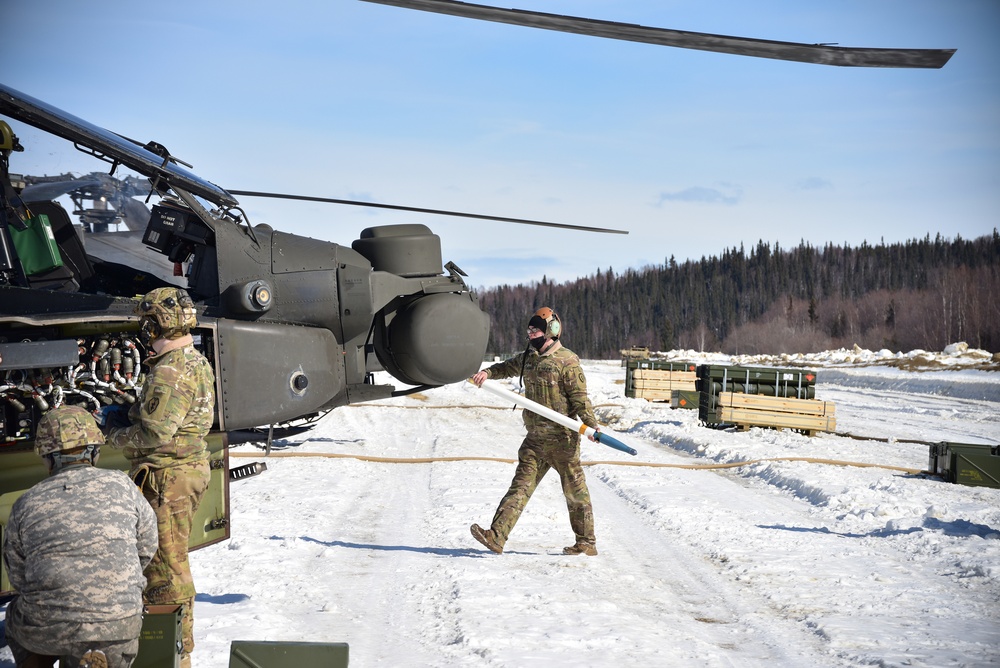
[717,392,836,435]
[631,369,698,402]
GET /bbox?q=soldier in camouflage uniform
[470,307,601,556]
[3,406,158,668]
[106,287,215,668]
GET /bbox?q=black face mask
[529,336,547,351]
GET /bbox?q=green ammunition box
[670,390,700,409]
[625,359,698,373]
[697,364,818,395]
[229,641,350,667]
[928,442,1000,488]
[136,604,182,668]
[9,213,64,275]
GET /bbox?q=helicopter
[0,80,630,586]
[0,72,636,593]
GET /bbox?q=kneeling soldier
[3,406,158,668]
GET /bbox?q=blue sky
[3,1,997,288]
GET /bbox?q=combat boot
[470,524,503,554]
[563,542,598,556]
[79,650,108,668]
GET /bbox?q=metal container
[928,442,1000,488]
[136,605,182,668]
[229,641,350,667]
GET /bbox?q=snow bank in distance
[652,342,999,371]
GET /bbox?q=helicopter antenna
[229,189,629,235]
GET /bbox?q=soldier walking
[3,406,158,668]
[470,307,601,556]
[106,287,215,668]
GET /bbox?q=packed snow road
[196,400,839,667]
[185,360,998,667]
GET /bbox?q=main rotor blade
[362,0,955,69]
[0,83,239,207]
[118,197,152,232]
[229,190,629,235]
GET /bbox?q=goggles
[140,296,177,312]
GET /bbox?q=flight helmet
[527,306,562,349]
[137,286,197,343]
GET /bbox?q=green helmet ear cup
[529,307,562,340]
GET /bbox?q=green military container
[928,442,1000,488]
[670,389,700,410]
[9,213,64,276]
[697,364,818,426]
[136,605,183,668]
[229,641,350,667]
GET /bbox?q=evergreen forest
[477,231,1000,359]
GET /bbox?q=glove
[96,404,132,431]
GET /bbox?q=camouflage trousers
[139,460,211,660]
[489,431,595,548]
[4,597,140,667]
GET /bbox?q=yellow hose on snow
[229,450,922,474]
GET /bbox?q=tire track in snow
[586,462,848,667]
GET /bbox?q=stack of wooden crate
[624,360,698,406]
[697,364,835,436]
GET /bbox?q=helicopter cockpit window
[1,120,191,294]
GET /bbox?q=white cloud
[657,184,743,206]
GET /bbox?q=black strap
[513,342,534,410]
[0,155,31,230]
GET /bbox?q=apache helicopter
[0,81,628,585]
[0,3,955,593]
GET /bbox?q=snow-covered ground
[3,347,999,666]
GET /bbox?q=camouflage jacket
[484,344,598,438]
[107,343,215,468]
[3,466,158,631]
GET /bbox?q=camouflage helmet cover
[34,405,105,457]
[137,286,197,340]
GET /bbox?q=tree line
[477,230,1000,358]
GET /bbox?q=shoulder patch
[143,385,173,420]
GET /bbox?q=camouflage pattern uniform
[480,343,599,550]
[3,408,158,668]
[107,339,215,663]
